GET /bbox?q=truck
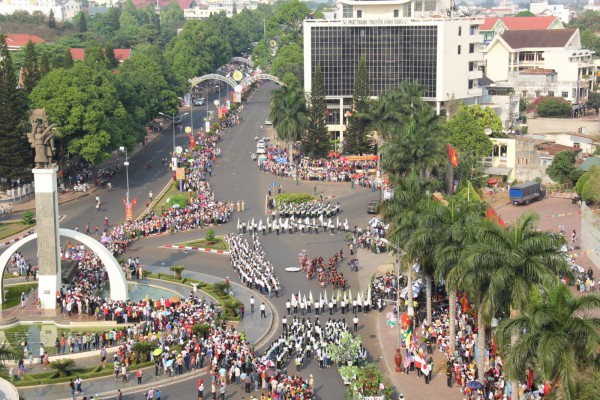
[509,182,546,205]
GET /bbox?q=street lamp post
[381,238,409,373]
[159,111,189,155]
[119,146,131,221]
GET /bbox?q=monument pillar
[33,167,61,310]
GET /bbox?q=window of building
[562,91,568,98]
[342,4,352,18]
[469,43,475,53]
[414,1,423,11]
[394,9,399,17]
[522,90,528,97]
[500,145,507,157]
[458,26,462,36]
[469,61,475,72]
[403,3,411,16]
[424,1,436,11]
[470,25,477,35]
[574,142,580,149]
[548,91,554,97]
[357,10,362,18]
[468,79,474,89]
[535,90,541,97]
[458,45,461,55]
[310,25,438,98]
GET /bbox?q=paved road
[13,82,384,400]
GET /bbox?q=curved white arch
[189,74,238,91]
[241,73,284,87]
[231,57,254,67]
[0,228,127,305]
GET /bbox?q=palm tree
[269,74,306,159]
[447,220,497,384]
[496,283,600,400]
[50,358,76,377]
[470,213,571,398]
[434,197,487,354]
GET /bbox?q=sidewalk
[15,269,276,400]
[5,123,170,216]
[355,249,463,400]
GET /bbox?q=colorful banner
[125,202,133,222]
[176,168,185,180]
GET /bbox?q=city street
[11,82,383,400]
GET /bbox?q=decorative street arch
[231,57,254,67]
[241,73,284,87]
[0,228,128,306]
[189,74,237,91]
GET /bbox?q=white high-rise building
[0,0,66,20]
[303,0,484,136]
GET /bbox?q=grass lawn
[176,236,228,251]
[2,282,38,309]
[0,221,32,240]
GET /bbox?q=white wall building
[530,0,571,24]
[303,0,484,137]
[484,28,594,105]
[526,132,599,157]
[479,79,521,130]
[0,0,66,20]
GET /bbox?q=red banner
[125,202,133,222]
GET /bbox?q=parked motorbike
[571,195,581,204]
[251,153,257,161]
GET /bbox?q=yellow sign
[176,168,185,180]
[233,70,243,81]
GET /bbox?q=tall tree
[269,73,306,158]
[39,48,50,77]
[344,56,372,155]
[0,36,32,179]
[104,43,119,69]
[77,11,88,33]
[30,63,143,165]
[48,8,56,28]
[63,48,74,69]
[304,64,329,158]
[21,40,39,92]
[496,283,600,400]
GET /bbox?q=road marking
[161,244,229,255]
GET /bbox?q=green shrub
[169,265,185,279]
[49,358,76,377]
[205,229,216,243]
[21,211,35,225]
[274,193,313,204]
[168,194,188,208]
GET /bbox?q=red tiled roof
[536,142,582,156]
[480,17,499,31]
[481,16,559,31]
[501,16,559,30]
[3,34,45,49]
[70,48,132,62]
[177,0,193,9]
[70,48,85,61]
[113,48,132,62]
[520,68,556,75]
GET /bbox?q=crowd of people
[237,215,351,236]
[299,249,347,289]
[263,316,366,373]
[86,127,233,257]
[257,143,381,187]
[227,233,281,298]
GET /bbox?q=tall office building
[303,0,484,137]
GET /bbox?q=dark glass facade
[310,25,438,98]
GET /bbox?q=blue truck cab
[509,182,546,205]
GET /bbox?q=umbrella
[466,381,484,390]
[169,296,181,304]
[164,359,174,368]
[153,348,163,356]
[100,236,110,244]
[264,360,275,367]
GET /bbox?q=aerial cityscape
[0,0,599,399]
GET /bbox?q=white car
[194,98,205,106]
[256,140,266,154]
[265,119,272,125]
